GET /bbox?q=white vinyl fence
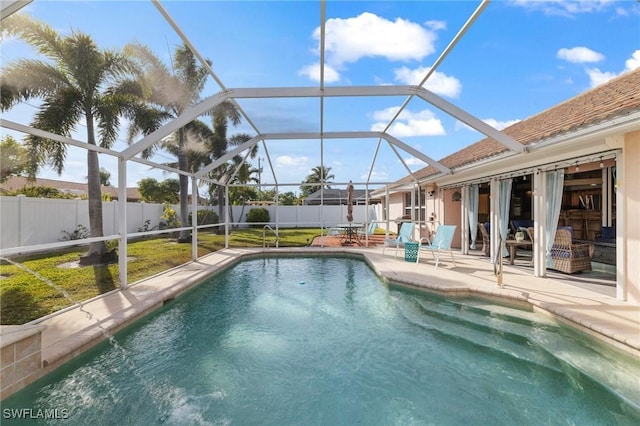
[227,204,379,228]
[0,196,382,249]
[0,196,176,248]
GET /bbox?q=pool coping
[1,246,639,399]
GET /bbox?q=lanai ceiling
[0,0,527,191]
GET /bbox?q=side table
[404,242,419,263]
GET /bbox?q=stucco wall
[386,193,405,233]
[442,189,462,249]
[624,130,640,304]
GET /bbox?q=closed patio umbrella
[346,180,354,222]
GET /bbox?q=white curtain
[545,170,565,266]
[468,184,479,249]
[499,179,513,257]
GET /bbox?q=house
[0,176,142,202]
[303,188,375,205]
[375,67,640,304]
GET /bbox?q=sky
[1,0,639,196]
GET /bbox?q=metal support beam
[533,170,547,277]
[490,178,500,264]
[117,158,128,289]
[122,91,229,160]
[191,177,198,261]
[615,151,625,300]
[414,87,525,153]
[381,133,452,175]
[226,85,415,99]
[1,119,121,157]
[195,136,261,178]
[461,185,469,255]
[0,0,32,20]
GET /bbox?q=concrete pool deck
[1,246,639,398]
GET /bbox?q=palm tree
[300,165,335,197]
[0,14,159,260]
[126,42,248,241]
[209,131,256,230]
[126,42,215,242]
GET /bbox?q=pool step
[393,295,562,373]
[394,293,640,408]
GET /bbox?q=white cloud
[483,118,521,131]
[298,63,341,83]
[300,12,445,83]
[371,107,445,137]
[404,157,427,166]
[394,66,462,98]
[316,12,438,66]
[511,0,615,17]
[585,68,618,87]
[455,118,521,132]
[561,49,640,89]
[557,47,604,63]
[276,155,309,167]
[625,50,640,71]
[363,170,389,181]
[425,20,447,31]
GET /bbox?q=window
[404,190,426,221]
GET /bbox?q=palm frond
[94,95,121,149]
[1,59,71,110]
[33,89,84,136]
[125,41,192,112]
[2,14,66,62]
[174,44,209,100]
[25,134,67,176]
[62,32,104,96]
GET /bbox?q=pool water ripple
[3,256,639,425]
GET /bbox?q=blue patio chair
[357,221,377,238]
[417,225,457,268]
[383,222,415,257]
[326,226,344,236]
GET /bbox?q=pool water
[3,256,640,425]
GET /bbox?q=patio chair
[326,226,344,236]
[550,228,593,274]
[383,222,415,257]
[417,225,457,268]
[357,221,377,238]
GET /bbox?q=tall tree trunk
[216,184,225,235]
[85,111,107,257]
[177,128,191,242]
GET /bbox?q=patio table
[336,223,363,245]
[505,239,533,265]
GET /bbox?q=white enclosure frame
[0,0,529,289]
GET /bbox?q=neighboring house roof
[304,188,370,205]
[0,176,141,201]
[395,67,640,185]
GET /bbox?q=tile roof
[399,67,640,184]
[0,176,141,200]
[304,188,369,205]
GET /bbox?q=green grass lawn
[0,228,321,325]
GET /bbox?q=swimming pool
[3,256,639,424]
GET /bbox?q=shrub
[61,224,90,240]
[137,219,155,233]
[246,208,270,226]
[9,186,76,199]
[189,209,219,226]
[159,204,179,230]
